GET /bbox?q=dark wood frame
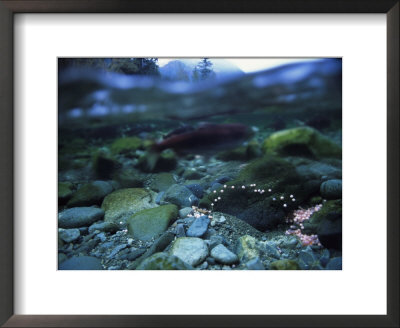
[0,1,398,327]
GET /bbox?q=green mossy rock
[262,126,341,159]
[302,200,342,250]
[127,204,178,241]
[136,252,193,270]
[110,137,142,154]
[67,181,113,207]
[58,181,74,204]
[101,188,157,225]
[270,259,299,270]
[92,151,119,179]
[202,155,311,230]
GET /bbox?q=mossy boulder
[101,188,157,225]
[303,200,342,250]
[262,127,341,159]
[270,259,299,270]
[136,252,193,270]
[58,181,74,205]
[127,204,178,241]
[67,181,113,207]
[202,155,313,230]
[92,151,119,179]
[111,137,142,155]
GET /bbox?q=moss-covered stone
[67,181,113,207]
[203,155,312,230]
[58,181,74,205]
[127,204,178,241]
[136,252,193,270]
[270,259,299,270]
[110,137,142,154]
[262,126,341,159]
[101,188,157,225]
[303,200,342,250]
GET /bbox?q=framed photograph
[0,1,398,327]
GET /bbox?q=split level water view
[58,58,342,270]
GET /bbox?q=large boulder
[200,155,313,231]
[101,188,157,225]
[127,204,178,241]
[262,126,341,159]
[67,181,113,207]
[320,179,342,200]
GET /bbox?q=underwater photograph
[58,57,342,270]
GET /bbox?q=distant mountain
[159,58,244,82]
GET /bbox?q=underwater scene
[58,58,342,270]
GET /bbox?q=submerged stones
[101,188,157,225]
[262,126,341,159]
[170,237,209,266]
[58,207,104,228]
[127,204,178,241]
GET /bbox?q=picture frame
[0,0,398,327]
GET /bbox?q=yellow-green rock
[236,235,260,262]
[101,188,157,225]
[262,126,341,159]
[58,181,74,204]
[127,204,178,241]
[111,137,142,154]
[270,259,299,270]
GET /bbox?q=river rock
[164,184,199,207]
[58,256,103,270]
[58,207,105,228]
[137,252,193,270]
[58,228,80,243]
[67,180,113,207]
[210,244,239,265]
[127,204,178,241]
[170,237,209,266]
[186,215,210,237]
[101,188,157,225]
[320,179,342,199]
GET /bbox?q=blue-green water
[58,58,342,270]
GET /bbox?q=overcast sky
[157,58,318,73]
